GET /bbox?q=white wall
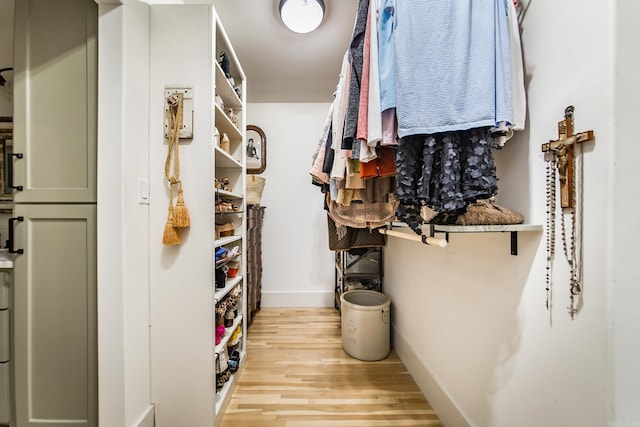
[247,102,335,307]
[97,2,154,426]
[120,4,154,426]
[147,5,216,426]
[385,1,632,427]
[613,1,640,424]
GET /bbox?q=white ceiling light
[279,0,325,34]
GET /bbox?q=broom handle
[378,228,448,248]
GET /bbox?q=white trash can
[340,290,390,361]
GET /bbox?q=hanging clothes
[365,0,382,148]
[378,0,396,113]
[356,5,377,163]
[507,0,526,132]
[387,0,519,230]
[313,0,526,246]
[395,128,498,214]
[331,52,351,180]
[378,0,398,146]
[309,104,334,186]
[342,0,370,150]
[392,0,513,137]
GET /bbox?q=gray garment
[342,0,369,150]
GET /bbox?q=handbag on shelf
[246,175,265,206]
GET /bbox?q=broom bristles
[173,194,190,228]
[173,207,190,228]
[162,222,181,245]
[162,206,182,245]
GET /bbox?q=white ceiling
[211,0,359,103]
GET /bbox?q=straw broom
[162,93,190,245]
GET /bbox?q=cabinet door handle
[8,152,24,192]
[7,216,24,254]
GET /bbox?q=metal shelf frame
[334,247,384,310]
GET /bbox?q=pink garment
[366,0,382,147]
[309,105,333,184]
[310,144,329,184]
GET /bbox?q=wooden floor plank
[220,308,443,426]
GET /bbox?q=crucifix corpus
[541,106,595,208]
[541,106,595,319]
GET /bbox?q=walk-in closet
[0,1,638,426]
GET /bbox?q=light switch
[137,178,150,205]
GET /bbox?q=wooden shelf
[215,188,243,200]
[389,222,543,256]
[214,104,242,141]
[214,61,242,109]
[214,146,242,169]
[215,235,242,249]
[215,276,242,303]
[429,224,543,233]
[431,223,542,256]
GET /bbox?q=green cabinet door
[12,0,97,203]
[13,204,97,427]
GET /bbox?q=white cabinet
[13,0,97,204]
[13,204,97,427]
[0,259,9,425]
[0,361,9,425]
[10,1,98,426]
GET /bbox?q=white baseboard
[392,324,472,427]
[260,291,335,308]
[134,405,155,427]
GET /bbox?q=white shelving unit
[148,5,247,426]
[212,10,247,427]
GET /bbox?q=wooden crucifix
[541,106,595,208]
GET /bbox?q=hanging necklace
[558,143,582,318]
[545,143,581,318]
[567,141,584,318]
[544,151,556,311]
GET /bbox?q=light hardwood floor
[221,307,444,426]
